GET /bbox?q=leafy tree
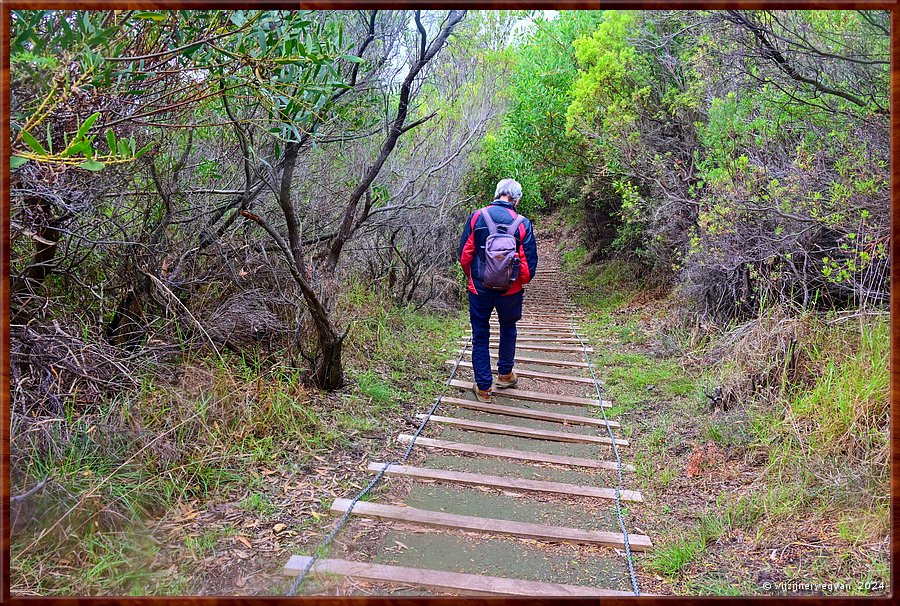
[466,11,603,214]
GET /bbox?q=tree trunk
[11,196,64,323]
[242,141,347,390]
[312,331,345,389]
[325,10,467,271]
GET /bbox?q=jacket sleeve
[520,219,538,284]
[459,212,478,276]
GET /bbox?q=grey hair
[494,178,522,202]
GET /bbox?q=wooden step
[521,309,582,314]
[458,351,590,369]
[490,323,578,331]
[491,322,578,330]
[521,312,584,324]
[369,462,643,502]
[505,318,582,325]
[465,336,586,344]
[489,329,580,337]
[460,341,593,353]
[283,556,639,596]
[447,361,600,384]
[417,414,628,446]
[439,396,619,428]
[503,330,581,337]
[331,499,652,550]
[396,435,635,472]
[448,379,611,407]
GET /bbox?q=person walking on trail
[458,178,538,403]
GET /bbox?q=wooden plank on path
[520,317,584,323]
[460,341,593,353]
[466,336,586,344]
[368,462,643,502]
[492,322,577,330]
[417,414,628,446]
[283,556,640,596]
[522,314,584,320]
[396,435,635,472]
[447,360,601,384]
[494,318,578,325]
[330,499,652,550]
[448,379,611,407]
[490,322,577,330]
[458,350,591,369]
[440,396,619,428]
[499,333,582,340]
[490,329,581,337]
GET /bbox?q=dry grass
[9,283,468,596]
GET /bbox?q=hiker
[458,178,538,403]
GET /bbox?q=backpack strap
[482,206,526,239]
[480,207,499,235]
[507,214,526,240]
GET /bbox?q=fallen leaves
[685,441,727,479]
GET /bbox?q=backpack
[479,207,526,291]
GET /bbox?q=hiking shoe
[496,371,518,389]
[472,382,492,403]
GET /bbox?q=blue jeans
[468,290,523,391]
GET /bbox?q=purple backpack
[480,207,525,291]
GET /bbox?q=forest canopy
[470,9,889,318]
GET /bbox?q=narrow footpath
[283,241,652,596]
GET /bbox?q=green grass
[567,257,643,313]
[11,527,176,596]
[613,320,648,344]
[719,491,765,534]
[239,492,276,516]
[702,419,746,449]
[599,355,694,409]
[657,467,676,487]
[649,534,704,577]
[788,319,888,457]
[357,371,401,405]
[560,222,888,596]
[561,246,588,273]
[697,512,726,544]
[688,578,750,596]
[184,530,219,558]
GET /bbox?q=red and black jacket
[458,200,539,296]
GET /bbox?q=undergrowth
[10,282,467,596]
[559,228,889,596]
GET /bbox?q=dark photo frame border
[1,2,896,603]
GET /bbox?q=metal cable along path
[286,338,473,596]
[282,263,651,596]
[570,308,640,595]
